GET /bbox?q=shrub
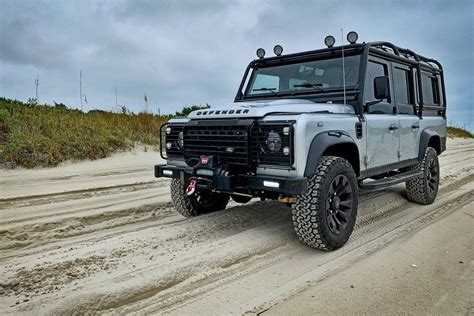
[0,97,168,168]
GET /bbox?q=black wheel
[406,147,439,205]
[170,179,229,218]
[292,156,358,251]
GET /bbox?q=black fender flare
[418,128,441,160]
[304,131,359,177]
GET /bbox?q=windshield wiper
[252,87,278,95]
[293,83,324,91]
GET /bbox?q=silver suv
[155,33,446,250]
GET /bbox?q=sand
[0,138,472,314]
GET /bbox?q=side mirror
[373,76,390,100]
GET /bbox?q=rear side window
[393,67,411,104]
[421,73,440,105]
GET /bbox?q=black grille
[251,123,294,166]
[183,121,252,166]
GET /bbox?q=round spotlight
[346,31,358,44]
[324,35,336,48]
[256,48,266,59]
[273,45,283,56]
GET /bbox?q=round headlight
[273,45,283,56]
[346,31,358,44]
[256,48,266,59]
[266,131,282,152]
[324,35,335,48]
[178,131,184,148]
[166,142,172,150]
[166,127,171,134]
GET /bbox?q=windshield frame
[242,52,363,100]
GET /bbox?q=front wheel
[170,179,229,218]
[292,156,358,251]
[406,147,439,205]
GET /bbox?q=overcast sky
[0,0,473,129]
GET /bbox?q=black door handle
[412,124,420,129]
[389,125,399,131]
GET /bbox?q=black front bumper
[155,164,308,195]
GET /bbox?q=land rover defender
[155,32,446,250]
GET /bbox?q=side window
[393,67,411,104]
[365,60,392,114]
[365,61,388,103]
[420,73,440,105]
[393,66,414,115]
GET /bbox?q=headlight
[265,131,282,153]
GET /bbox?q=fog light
[166,142,172,149]
[283,146,290,155]
[263,181,280,188]
[166,127,171,134]
[283,126,290,135]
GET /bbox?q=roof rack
[367,41,443,70]
[365,41,445,119]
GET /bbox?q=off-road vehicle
[155,32,446,250]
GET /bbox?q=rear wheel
[170,179,229,217]
[292,156,358,251]
[406,147,439,205]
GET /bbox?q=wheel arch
[419,128,441,160]
[304,131,360,177]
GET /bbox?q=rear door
[364,57,400,168]
[393,63,419,161]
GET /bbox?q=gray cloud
[0,0,472,129]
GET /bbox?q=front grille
[251,123,294,166]
[183,121,252,166]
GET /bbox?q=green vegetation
[0,97,174,168]
[174,104,210,117]
[447,125,473,138]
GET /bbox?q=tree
[174,104,210,117]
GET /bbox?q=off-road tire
[292,156,358,251]
[170,179,229,218]
[406,147,439,205]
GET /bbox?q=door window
[393,67,414,114]
[365,60,392,114]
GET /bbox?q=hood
[187,99,354,119]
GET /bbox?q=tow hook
[186,179,197,196]
[278,196,295,204]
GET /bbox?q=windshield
[246,54,361,97]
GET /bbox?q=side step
[359,170,423,192]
